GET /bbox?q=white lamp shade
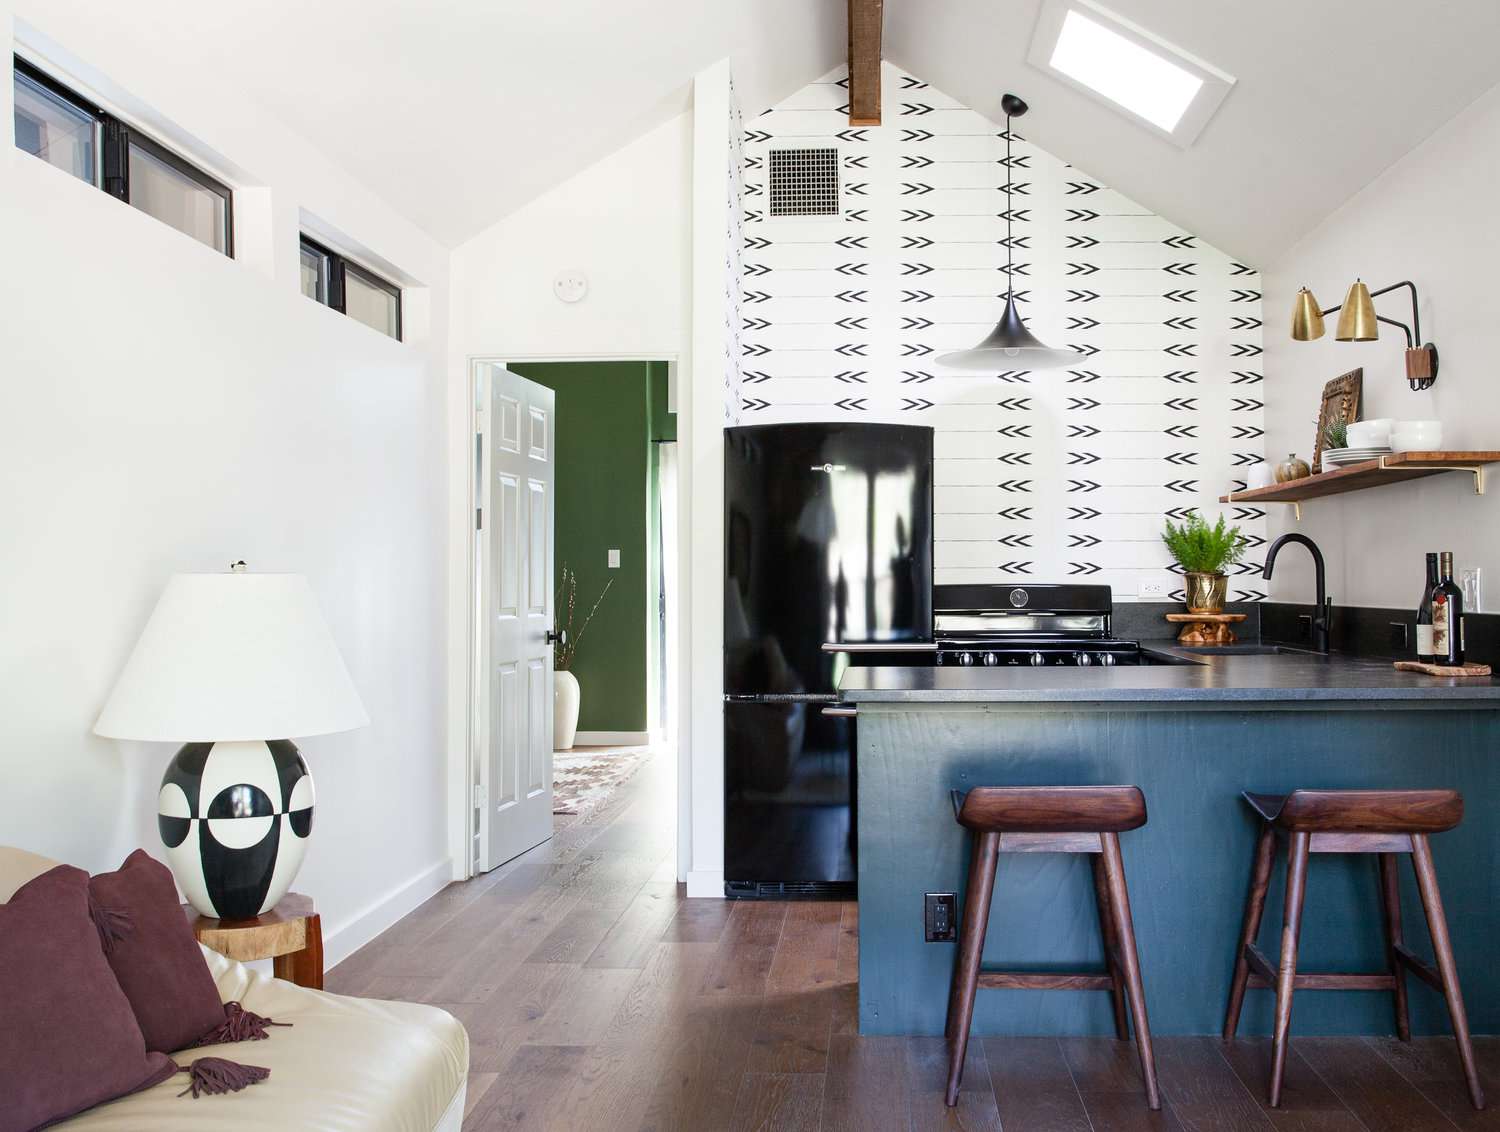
[95,572,369,741]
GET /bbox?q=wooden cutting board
[1393,660,1493,677]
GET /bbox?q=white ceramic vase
[554,669,580,751]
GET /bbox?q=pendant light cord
[1004,114,1013,301]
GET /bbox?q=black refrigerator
[724,422,934,897]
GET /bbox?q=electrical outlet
[1139,580,1169,599]
[607,548,621,569]
[1460,567,1483,613]
[924,893,957,942]
[1389,621,1409,650]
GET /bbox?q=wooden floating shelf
[1220,451,1500,519]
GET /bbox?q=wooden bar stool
[1223,789,1485,1110]
[946,785,1159,1110]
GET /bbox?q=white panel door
[476,365,555,872]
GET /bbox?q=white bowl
[1347,418,1393,447]
[1391,420,1443,451]
[1244,464,1275,490]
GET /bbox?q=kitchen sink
[1178,645,1305,655]
[1138,643,1317,665]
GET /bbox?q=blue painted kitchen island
[841,647,1500,1038]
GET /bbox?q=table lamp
[95,564,368,919]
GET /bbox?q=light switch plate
[608,548,621,569]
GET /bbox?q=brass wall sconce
[1290,279,1437,390]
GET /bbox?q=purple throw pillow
[90,849,226,1053]
[0,865,175,1132]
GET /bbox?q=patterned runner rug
[552,745,654,816]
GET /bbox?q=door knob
[545,629,567,646]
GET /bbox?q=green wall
[511,361,671,733]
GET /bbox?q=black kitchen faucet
[1263,533,1331,654]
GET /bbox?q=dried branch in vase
[553,565,613,672]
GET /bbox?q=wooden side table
[1164,611,1247,646]
[185,893,324,990]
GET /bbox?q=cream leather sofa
[1,847,469,1132]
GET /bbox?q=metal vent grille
[768,147,840,217]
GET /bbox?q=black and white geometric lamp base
[158,739,315,920]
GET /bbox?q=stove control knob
[1029,652,1045,667]
[983,652,999,667]
[958,651,974,666]
[1076,652,1092,666]
[1099,653,1117,666]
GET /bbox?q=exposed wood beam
[847,0,883,126]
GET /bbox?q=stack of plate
[1321,446,1391,467]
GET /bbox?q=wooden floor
[328,751,1499,1131]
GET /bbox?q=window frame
[13,56,103,186]
[120,129,235,257]
[12,55,234,256]
[299,234,403,342]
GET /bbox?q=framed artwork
[1312,368,1362,473]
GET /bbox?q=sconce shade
[1335,280,1379,341]
[1290,288,1325,341]
[94,572,369,742]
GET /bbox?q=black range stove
[933,583,1145,668]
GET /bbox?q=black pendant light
[937,94,1080,371]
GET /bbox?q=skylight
[1050,10,1201,130]
[1027,0,1235,147]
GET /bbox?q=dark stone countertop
[838,641,1500,706]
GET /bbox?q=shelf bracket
[1375,458,1485,495]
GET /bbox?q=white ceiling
[884,0,1500,264]
[87,1,1500,259]
[122,0,844,248]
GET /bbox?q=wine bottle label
[1433,599,1449,652]
[1416,624,1435,656]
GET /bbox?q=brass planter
[1184,571,1228,614]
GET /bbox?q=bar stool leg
[1100,832,1161,1111]
[1224,823,1276,1040]
[1377,852,1411,1042]
[1091,853,1130,1040]
[945,830,999,1107]
[1269,830,1310,1108]
[1410,835,1486,1111]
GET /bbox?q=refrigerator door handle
[821,641,939,653]
[821,706,858,717]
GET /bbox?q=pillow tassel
[193,1000,292,1045]
[174,1056,270,1098]
[86,892,133,954]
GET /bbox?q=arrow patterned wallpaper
[734,65,1269,600]
[725,82,746,426]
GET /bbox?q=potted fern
[553,565,613,751]
[1160,511,1246,614]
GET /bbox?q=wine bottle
[1416,552,1438,662]
[1432,551,1465,667]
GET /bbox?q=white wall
[446,108,704,884]
[1263,80,1500,609]
[2,3,452,963]
[685,61,733,895]
[448,113,692,358]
